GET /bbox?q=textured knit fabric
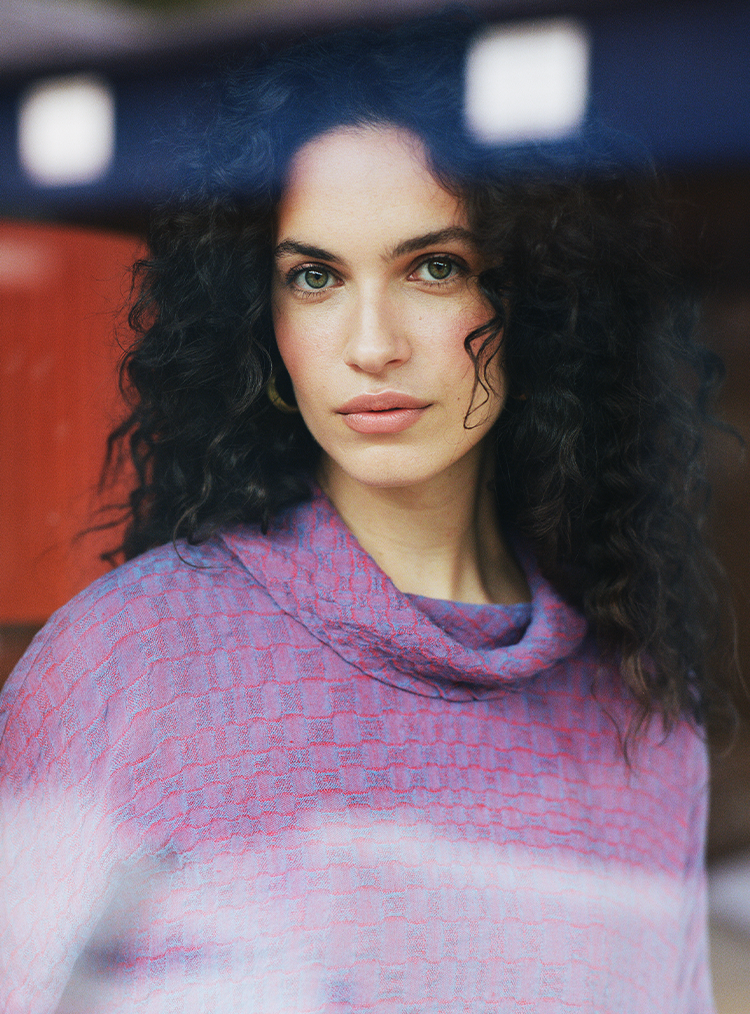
[0,490,714,1013]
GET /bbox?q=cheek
[272,299,308,382]
[272,308,332,409]
[418,302,490,386]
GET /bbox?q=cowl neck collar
[221,490,587,700]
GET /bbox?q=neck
[319,450,530,606]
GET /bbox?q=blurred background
[1,0,749,1009]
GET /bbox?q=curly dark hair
[107,14,729,732]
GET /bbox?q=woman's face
[272,125,505,495]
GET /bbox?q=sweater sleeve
[0,618,127,1014]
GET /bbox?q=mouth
[337,392,431,435]
[338,392,431,414]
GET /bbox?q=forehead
[275,125,467,245]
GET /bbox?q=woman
[0,16,725,1013]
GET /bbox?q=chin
[322,444,472,495]
[342,465,434,491]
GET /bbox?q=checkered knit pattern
[0,490,714,1012]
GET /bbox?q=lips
[337,391,431,434]
[338,392,431,414]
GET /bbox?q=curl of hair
[107,15,731,735]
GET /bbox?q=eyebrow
[388,227,477,259]
[273,227,477,265]
[273,240,344,264]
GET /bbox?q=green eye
[302,268,330,289]
[426,259,453,280]
[411,257,462,285]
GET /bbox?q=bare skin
[320,446,529,606]
[272,125,530,606]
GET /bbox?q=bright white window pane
[18,75,115,186]
[465,19,590,144]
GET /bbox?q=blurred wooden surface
[711,921,750,1013]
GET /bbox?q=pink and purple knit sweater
[0,490,714,1012]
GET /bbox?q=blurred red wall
[0,221,140,665]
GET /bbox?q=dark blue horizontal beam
[0,2,748,217]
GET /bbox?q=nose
[343,286,411,375]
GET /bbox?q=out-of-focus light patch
[0,239,57,288]
[18,75,115,186]
[465,20,589,145]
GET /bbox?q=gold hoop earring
[267,373,299,414]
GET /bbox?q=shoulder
[13,535,256,661]
[0,530,276,747]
